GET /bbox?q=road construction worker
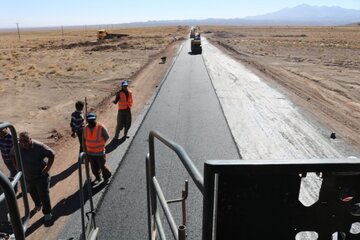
[70,100,85,154]
[113,80,133,139]
[11,131,55,223]
[83,112,112,183]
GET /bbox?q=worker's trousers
[76,129,83,154]
[115,108,132,138]
[87,154,112,180]
[27,174,52,214]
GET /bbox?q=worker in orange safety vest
[113,80,133,139]
[83,112,112,183]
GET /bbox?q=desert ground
[0,26,187,239]
[0,26,187,144]
[203,26,360,152]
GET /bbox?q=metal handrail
[0,122,30,237]
[0,171,25,240]
[149,130,203,193]
[152,177,179,239]
[146,130,204,240]
[78,152,97,240]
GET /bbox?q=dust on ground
[204,26,360,152]
[0,26,187,239]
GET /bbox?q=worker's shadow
[105,137,126,154]
[25,180,106,235]
[187,51,200,55]
[50,162,78,188]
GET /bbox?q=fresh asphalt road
[95,40,240,239]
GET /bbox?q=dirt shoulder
[204,26,360,152]
[0,26,186,239]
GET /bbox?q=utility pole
[16,23,21,41]
[61,25,64,37]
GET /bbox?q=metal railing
[146,130,204,240]
[78,152,98,240]
[0,122,30,239]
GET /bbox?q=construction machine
[97,29,129,41]
[190,26,201,39]
[191,33,202,54]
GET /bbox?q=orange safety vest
[118,90,133,110]
[83,123,105,154]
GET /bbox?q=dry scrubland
[204,26,360,151]
[0,26,187,144]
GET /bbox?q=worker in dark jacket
[11,132,55,223]
[113,80,133,139]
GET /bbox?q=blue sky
[1,0,359,28]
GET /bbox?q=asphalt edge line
[93,42,185,211]
[201,38,243,159]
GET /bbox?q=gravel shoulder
[204,26,360,152]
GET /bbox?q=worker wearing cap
[113,80,133,139]
[83,112,112,183]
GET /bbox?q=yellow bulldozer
[97,29,129,41]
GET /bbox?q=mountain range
[1,4,359,31]
[120,4,360,27]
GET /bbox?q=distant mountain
[244,4,360,25]
[111,4,360,27]
[1,4,359,32]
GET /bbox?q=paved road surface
[95,39,240,239]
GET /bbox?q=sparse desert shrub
[272,34,307,38]
[90,45,117,51]
[156,39,165,45]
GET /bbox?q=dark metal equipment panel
[203,159,360,240]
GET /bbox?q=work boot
[44,213,52,222]
[103,173,112,184]
[124,129,129,139]
[92,176,102,185]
